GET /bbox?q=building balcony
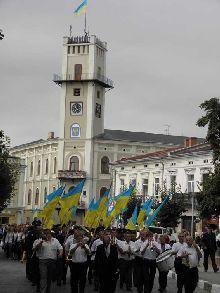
[58,170,86,180]
[53,73,114,89]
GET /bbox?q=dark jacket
[201,232,217,252]
[95,243,118,277]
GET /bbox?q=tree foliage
[156,190,186,229]
[196,98,220,218]
[0,130,19,212]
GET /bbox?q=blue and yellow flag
[146,195,170,226]
[85,198,95,228]
[59,180,85,224]
[125,205,138,231]
[74,0,88,16]
[105,185,134,227]
[137,199,154,227]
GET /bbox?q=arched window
[100,187,108,198]
[27,189,32,205]
[53,157,57,174]
[101,156,110,174]
[37,160,41,176]
[70,123,81,138]
[69,156,79,171]
[35,188,39,205]
[44,187,47,203]
[45,159,49,174]
[30,162,33,177]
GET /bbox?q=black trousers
[133,256,144,292]
[203,249,218,271]
[99,273,118,293]
[56,257,67,284]
[174,258,185,293]
[143,259,156,293]
[183,266,199,293]
[39,259,56,293]
[118,259,133,289]
[158,271,168,290]
[70,262,88,293]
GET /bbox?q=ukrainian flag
[74,0,88,16]
[146,194,170,226]
[85,198,95,228]
[59,180,85,224]
[137,199,154,227]
[105,186,134,227]
[125,205,138,231]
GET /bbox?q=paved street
[0,249,207,293]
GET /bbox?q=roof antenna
[164,124,171,135]
[69,25,72,38]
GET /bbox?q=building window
[30,162,33,177]
[203,159,208,163]
[154,178,160,196]
[69,156,79,171]
[68,46,70,54]
[35,188,39,205]
[97,91,100,99]
[132,166,136,169]
[100,187,107,198]
[83,45,86,53]
[95,103,102,118]
[170,175,176,193]
[188,161,194,165]
[187,174,194,193]
[171,162,176,166]
[121,167,124,170]
[101,156,110,174]
[27,189,32,205]
[53,157,57,174]
[155,163,159,167]
[142,179,148,202]
[73,46,75,54]
[73,88,81,96]
[202,173,209,183]
[44,187,47,203]
[37,160,41,176]
[130,178,136,187]
[70,123,81,138]
[144,165,148,168]
[45,159,49,174]
[120,179,125,192]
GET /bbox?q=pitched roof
[114,142,211,164]
[10,138,58,151]
[95,129,204,146]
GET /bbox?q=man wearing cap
[33,229,63,293]
[117,230,135,291]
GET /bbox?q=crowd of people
[0,221,219,293]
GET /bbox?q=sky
[1,0,220,146]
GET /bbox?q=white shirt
[70,243,90,263]
[117,240,135,260]
[177,245,200,268]
[134,238,145,258]
[65,235,89,253]
[172,242,187,255]
[91,238,103,261]
[33,238,63,260]
[140,240,160,260]
[157,243,171,253]
[5,232,14,244]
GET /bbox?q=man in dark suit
[95,232,118,293]
[201,226,219,273]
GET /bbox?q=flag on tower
[74,0,88,16]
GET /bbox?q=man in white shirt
[133,229,147,293]
[117,230,135,291]
[177,236,202,293]
[171,233,186,293]
[33,229,63,293]
[140,231,160,293]
[69,234,91,293]
[157,235,172,292]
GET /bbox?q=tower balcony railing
[53,73,114,88]
[58,170,86,180]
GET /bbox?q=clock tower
[54,33,113,206]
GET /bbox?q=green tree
[156,190,186,229]
[0,130,18,212]
[196,98,220,218]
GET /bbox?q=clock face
[70,102,83,116]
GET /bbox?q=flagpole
[84,12,87,34]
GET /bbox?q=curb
[168,270,220,292]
